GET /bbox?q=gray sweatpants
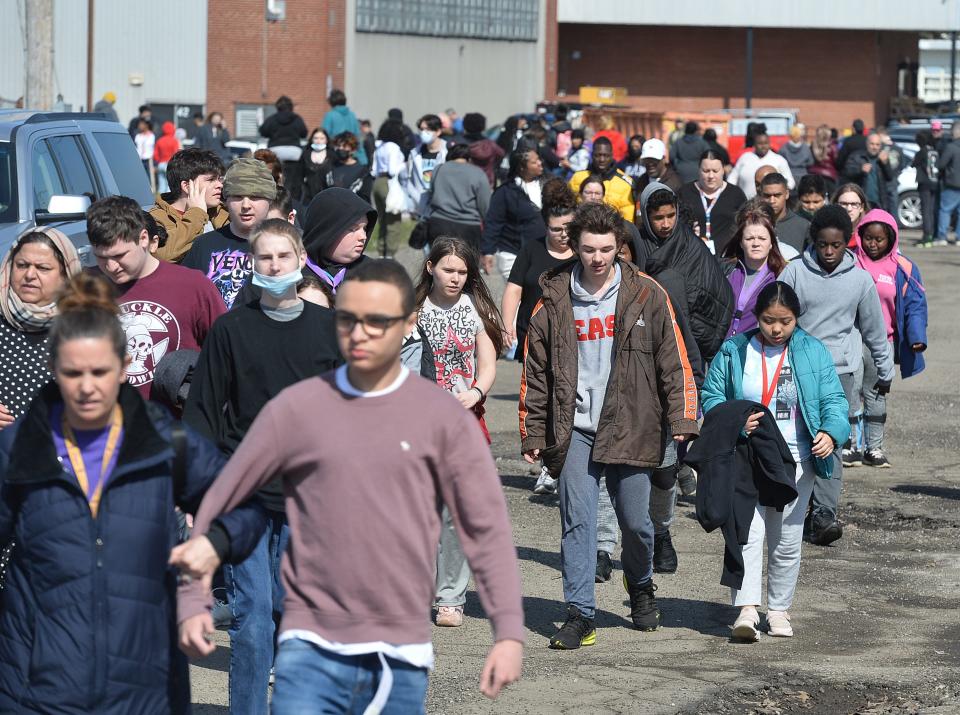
[435,507,469,607]
[811,368,860,522]
[560,429,654,620]
[861,341,892,451]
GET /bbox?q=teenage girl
[415,237,505,627]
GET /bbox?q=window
[47,136,99,199]
[92,132,155,206]
[0,142,17,223]
[356,0,538,42]
[31,139,66,211]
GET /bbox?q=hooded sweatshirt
[570,263,621,434]
[780,245,894,381]
[852,208,900,341]
[153,121,180,164]
[300,188,378,291]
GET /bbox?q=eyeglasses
[334,310,407,337]
[548,225,570,234]
[837,201,862,209]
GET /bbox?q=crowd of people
[0,92,933,712]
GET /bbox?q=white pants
[731,460,816,611]
[496,251,517,282]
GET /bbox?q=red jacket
[154,122,180,164]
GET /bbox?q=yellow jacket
[149,195,230,263]
[569,169,635,222]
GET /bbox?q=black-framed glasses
[837,200,862,209]
[334,310,407,337]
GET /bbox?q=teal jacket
[702,328,850,478]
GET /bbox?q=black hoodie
[259,110,308,148]
[301,187,378,286]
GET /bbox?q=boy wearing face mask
[325,132,374,204]
[406,113,449,217]
[183,218,342,713]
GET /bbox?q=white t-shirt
[418,293,483,394]
[134,131,155,161]
[742,336,812,462]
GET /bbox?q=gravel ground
[190,230,960,715]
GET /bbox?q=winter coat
[723,261,777,339]
[684,400,799,589]
[480,180,546,256]
[259,110,308,148]
[671,134,710,184]
[809,142,839,182]
[677,180,748,255]
[912,145,939,188]
[634,182,735,361]
[936,138,960,189]
[569,167,636,221]
[0,383,266,714]
[519,261,699,476]
[843,149,893,208]
[92,99,119,123]
[466,137,505,188]
[701,327,851,478]
[301,187,377,288]
[149,193,230,264]
[193,123,232,163]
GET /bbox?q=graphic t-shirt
[181,225,253,309]
[113,260,226,398]
[418,149,441,189]
[742,336,812,462]
[418,294,482,394]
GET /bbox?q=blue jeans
[937,187,960,241]
[225,510,289,715]
[271,639,429,715]
[558,429,654,619]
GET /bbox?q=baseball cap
[640,138,666,161]
[932,120,943,130]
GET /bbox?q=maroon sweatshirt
[179,368,525,645]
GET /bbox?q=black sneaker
[549,605,596,649]
[841,448,863,467]
[624,576,660,631]
[595,551,613,583]
[863,448,891,468]
[677,465,697,496]
[653,531,678,574]
[808,517,843,546]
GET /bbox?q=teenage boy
[183,219,342,714]
[406,113,448,217]
[520,202,698,648]
[796,174,828,221]
[173,259,524,712]
[759,173,811,253]
[86,196,225,401]
[781,204,894,546]
[150,148,229,263]
[182,158,276,308]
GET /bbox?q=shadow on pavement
[891,484,960,500]
[515,545,562,573]
[655,597,734,637]
[189,643,231,674]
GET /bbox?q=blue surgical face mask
[252,267,302,297]
[311,142,326,152]
[419,130,435,145]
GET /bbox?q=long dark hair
[415,238,505,354]
[723,203,787,275]
[753,281,803,319]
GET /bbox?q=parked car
[886,121,954,229]
[0,110,154,262]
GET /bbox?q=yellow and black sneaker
[549,605,596,649]
[624,575,660,631]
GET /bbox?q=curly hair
[567,202,628,249]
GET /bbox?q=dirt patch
[841,503,960,531]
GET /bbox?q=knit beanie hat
[222,158,277,200]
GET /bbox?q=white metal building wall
[0,0,206,124]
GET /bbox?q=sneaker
[732,606,760,641]
[677,464,697,496]
[932,238,949,246]
[211,587,232,628]
[624,576,660,631]
[549,605,596,649]
[841,448,863,467]
[863,448,891,468]
[595,551,613,583]
[808,517,843,546]
[533,467,557,495]
[653,531,678,574]
[766,610,793,637]
[435,605,463,627]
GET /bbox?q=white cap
[640,138,666,161]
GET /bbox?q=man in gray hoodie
[780,204,894,546]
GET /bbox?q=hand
[482,255,495,275]
[502,329,516,351]
[179,613,216,658]
[169,536,221,587]
[186,179,207,212]
[673,433,696,443]
[0,403,14,431]
[811,431,835,459]
[479,639,523,699]
[861,163,872,174]
[522,448,541,464]
[743,410,765,435]
[456,389,481,410]
[879,150,889,163]
[912,343,926,352]
[874,380,891,396]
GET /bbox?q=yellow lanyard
[61,406,123,517]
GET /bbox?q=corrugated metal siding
[558,0,960,31]
[0,0,206,121]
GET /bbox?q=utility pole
[745,27,754,111]
[25,0,54,110]
[86,0,95,112]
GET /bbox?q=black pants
[427,216,482,250]
[919,185,938,238]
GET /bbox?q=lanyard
[759,339,788,408]
[697,184,724,242]
[61,406,123,517]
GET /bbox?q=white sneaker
[766,610,793,637]
[731,606,760,641]
[533,467,557,495]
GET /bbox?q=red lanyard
[759,339,788,407]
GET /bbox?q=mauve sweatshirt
[178,369,525,645]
